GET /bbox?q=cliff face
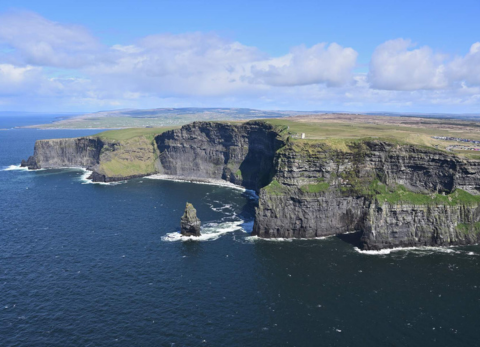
[363,201,480,249]
[252,143,366,238]
[21,121,480,250]
[253,190,366,238]
[21,136,158,182]
[155,121,285,191]
[22,137,104,170]
[363,141,480,193]
[252,140,480,249]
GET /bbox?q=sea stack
[180,202,201,236]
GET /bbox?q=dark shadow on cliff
[336,231,364,248]
[237,122,286,192]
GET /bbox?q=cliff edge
[21,120,480,249]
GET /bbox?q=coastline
[145,173,252,193]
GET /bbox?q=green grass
[376,185,480,206]
[96,135,159,177]
[100,158,156,177]
[300,178,330,193]
[456,222,480,235]
[264,180,288,195]
[95,126,179,141]
[264,118,480,155]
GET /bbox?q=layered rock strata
[21,121,480,249]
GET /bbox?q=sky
[0,0,479,113]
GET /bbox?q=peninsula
[21,114,480,250]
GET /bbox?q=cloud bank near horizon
[0,11,479,113]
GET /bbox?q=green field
[265,118,480,158]
[266,119,480,141]
[95,126,179,141]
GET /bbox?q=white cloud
[88,36,358,97]
[368,39,447,90]
[250,43,358,87]
[0,64,43,94]
[0,11,102,68]
[88,32,266,96]
[0,11,479,113]
[447,42,480,86]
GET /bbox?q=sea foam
[354,246,460,256]
[79,169,125,185]
[146,174,248,192]
[244,235,330,242]
[161,220,250,242]
[2,164,30,171]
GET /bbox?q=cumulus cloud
[250,43,358,87]
[0,64,43,94]
[0,11,359,98]
[447,42,480,86]
[83,34,360,98]
[0,11,479,112]
[368,39,448,90]
[0,11,102,68]
[88,32,266,96]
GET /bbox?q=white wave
[2,164,30,171]
[245,236,293,242]
[162,220,250,242]
[208,203,234,212]
[145,174,246,192]
[244,235,329,242]
[79,169,125,186]
[354,246,460,255]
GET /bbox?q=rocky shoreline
[21,120,480,250]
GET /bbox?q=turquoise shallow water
[1,116,479,347]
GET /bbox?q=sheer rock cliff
[21,121,480,249]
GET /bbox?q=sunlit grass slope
[95,126,179,141]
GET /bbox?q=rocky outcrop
[181,203,201,236]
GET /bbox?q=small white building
[301,133,305,139]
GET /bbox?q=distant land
[19,108,316,129]
[16,107,480,130]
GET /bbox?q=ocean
[0,116,479,346]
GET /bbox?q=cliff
[21,137,104,170]
[21,121,480,250]
[155,121,285,191]
[363,199,480,250]
[22,134,159,182]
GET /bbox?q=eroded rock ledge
[21,121,480,249]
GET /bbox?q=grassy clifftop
[89,127,179,178]
[95,126,179,141]
[265,115,480,158]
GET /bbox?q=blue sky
[0,0,479,113]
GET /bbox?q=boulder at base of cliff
[180,202,201,236]
[20,156,38,170]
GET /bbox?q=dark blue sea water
[1,116,479,347]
